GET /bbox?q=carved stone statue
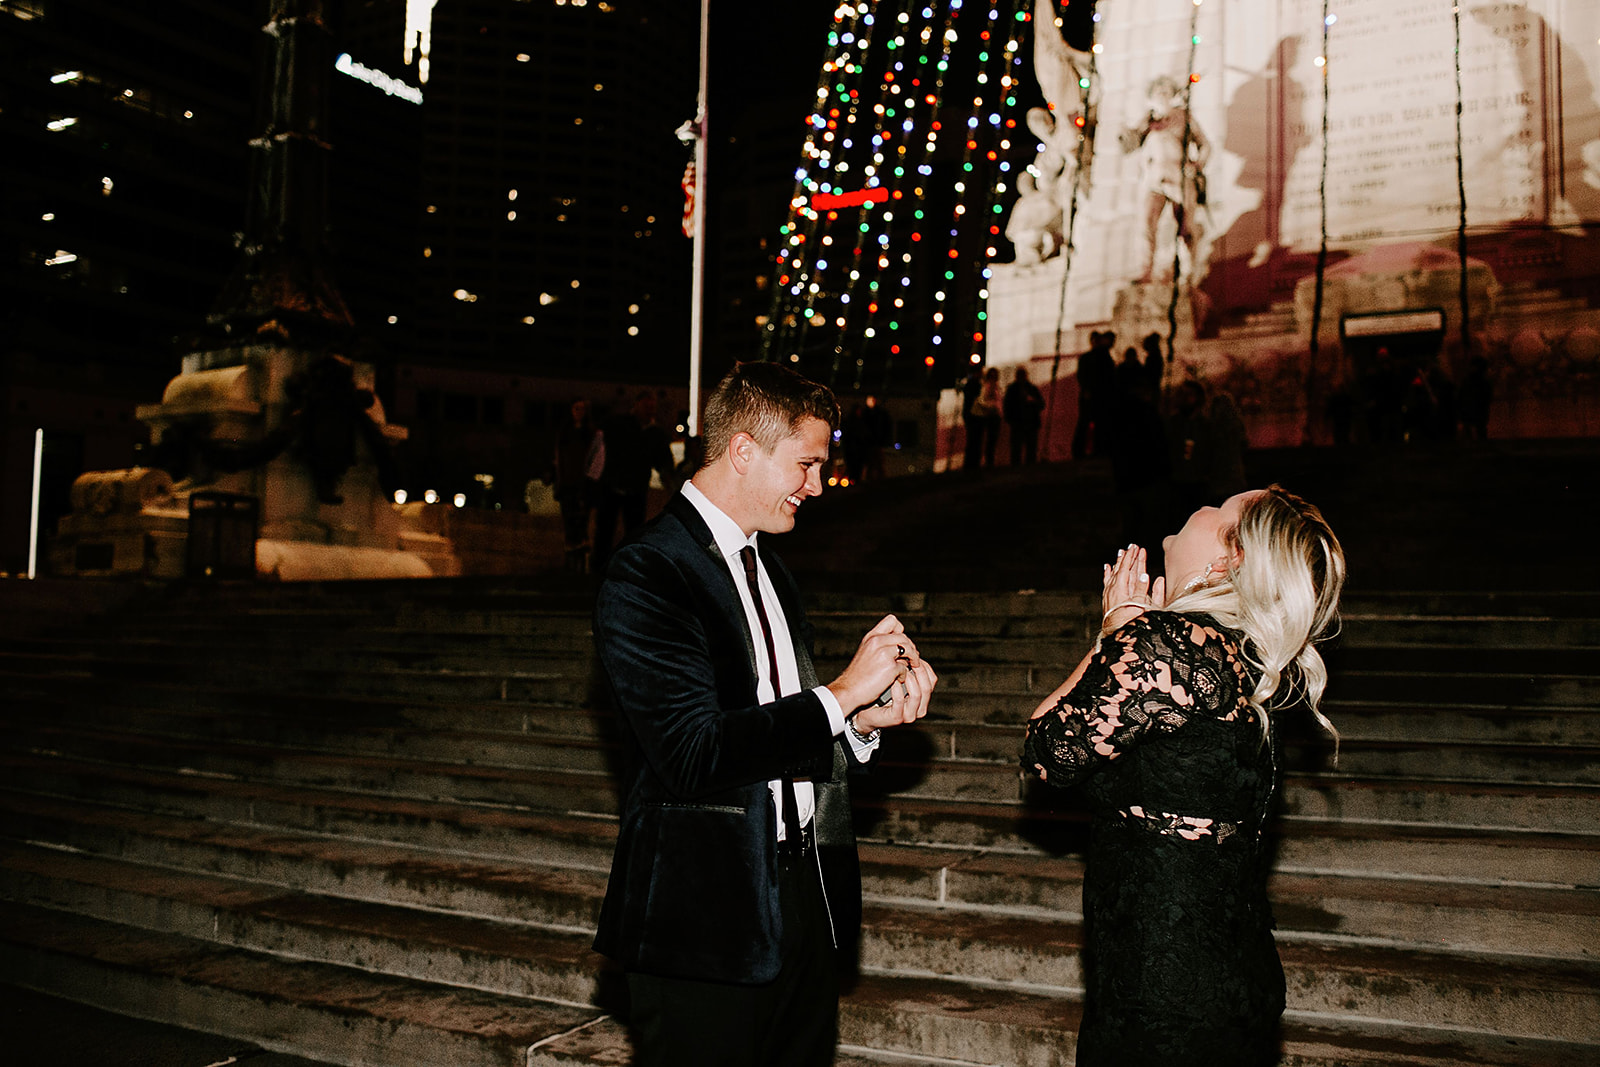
[1120,74,1212,283]
[1003,12,1096,265]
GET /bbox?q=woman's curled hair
[1163,485,1346,743]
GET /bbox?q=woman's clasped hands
[1101,544,1166,637]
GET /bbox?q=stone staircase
[0,579,1596,1066]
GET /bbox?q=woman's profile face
[1163,490,1260,589]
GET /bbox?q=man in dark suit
[593,362,938,1067]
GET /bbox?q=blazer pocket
[639,804,779,980]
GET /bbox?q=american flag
[680,161,697,238]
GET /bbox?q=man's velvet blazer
[591,493,862,985]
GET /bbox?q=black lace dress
[1022,611,1286,1066]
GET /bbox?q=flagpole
[686,0,710,438]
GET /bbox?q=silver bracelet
[847,719,881,745]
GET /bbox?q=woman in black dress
[1022,486,1344,1065]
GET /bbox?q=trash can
[187,491,259,579]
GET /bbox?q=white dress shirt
[681,481,878,840]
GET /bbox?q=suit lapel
[663,493,760,683]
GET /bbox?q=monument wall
[973,0,1600,460]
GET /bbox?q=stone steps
[4,581,1598,1065]
[0,902,606,1067]
[10,684,1597,789]
[4,763,1593,964]
[6,901,1594,1067]
[8,710,1595,838]
[4,821,1596,1053]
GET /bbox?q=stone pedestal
[54,338,452,581]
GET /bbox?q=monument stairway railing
[0,580,1596,1066]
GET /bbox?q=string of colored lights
[769,0,1025,392]
[918,0,1024,394]
[798,6,882,374]
[952,0,1030,392]
[764,3,866,359]
[861,0,962,388]
[831,1,942,388]
[770,1,958,381]
[824,3,911,387]
[770,4,874,363]
[1307,0,1332,439]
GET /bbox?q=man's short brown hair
[700,362,840,469]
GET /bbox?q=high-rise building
[0,0,257,571]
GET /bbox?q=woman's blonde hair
[1163,485,1346,743]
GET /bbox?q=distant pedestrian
[972,367,1004,468]
[1107,342,1170,565]
[593,391,677,571]
[961,367,985,472]
[551,397,602,568]
[1004,366,1045,465]
[1074,331,1116,459]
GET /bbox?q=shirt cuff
[813,684,880,760]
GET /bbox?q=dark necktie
[739,545,805,849]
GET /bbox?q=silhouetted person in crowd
[1073,331,1116,458]
[1459,356,1492,439]
[974,367,1004,468]
[1166,379,1210,519]
[1108,345,1170,567]
[594,391,676,571]
[552,397,601,568]
[961,367,985,472]
[1004,366,1046,465]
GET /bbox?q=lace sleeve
[1022,611,1209,787]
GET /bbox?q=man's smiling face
[738,416,830,536]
